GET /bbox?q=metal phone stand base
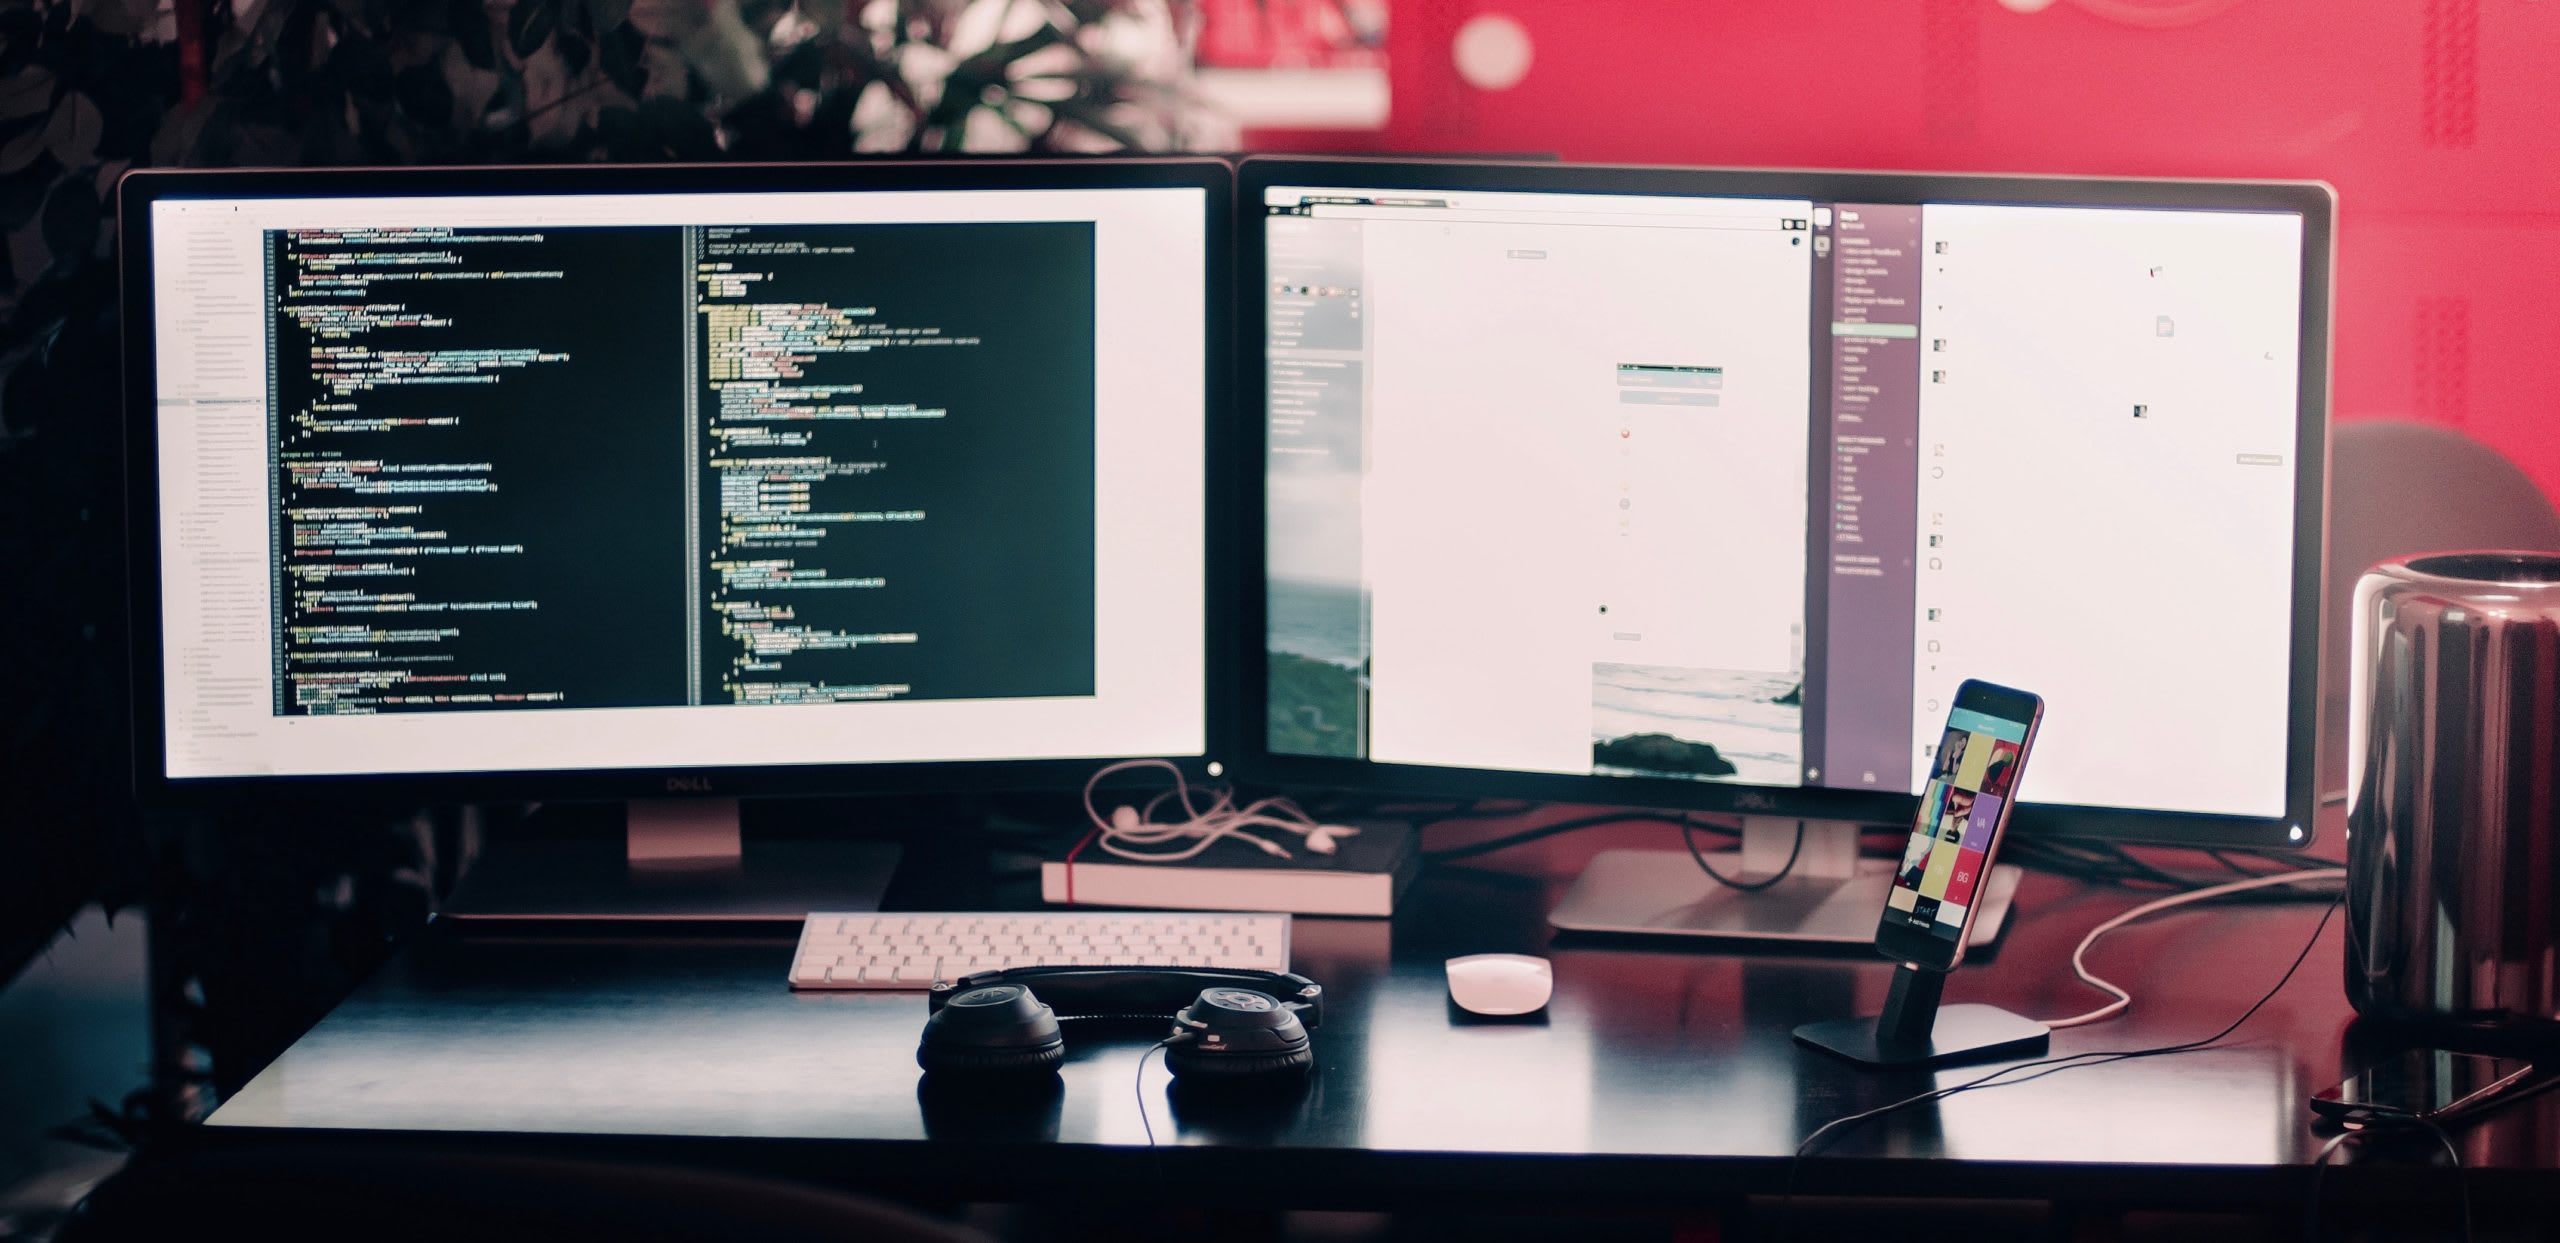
[445,800,900,922]
[1792,961,2050,1070]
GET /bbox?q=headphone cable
[2304,1119,2472,1243]
[1134,1038,1174,1147]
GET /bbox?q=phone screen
[2316,1050,2533,1121]
[1885,695,2034,946]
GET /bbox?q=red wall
[1249,0,2560,503]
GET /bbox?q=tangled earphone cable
[1080,759,1357,863]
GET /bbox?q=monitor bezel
[1234,156,2334,851]
[122,157,1237,806]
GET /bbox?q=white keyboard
[788,911,1292,991]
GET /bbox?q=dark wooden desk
[204,824,2560,1221]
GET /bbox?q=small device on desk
[2312,1050,2536,1127]
[789,911,1291,990]
[1795,680,2051,1068]
[1445,953,1553,1017]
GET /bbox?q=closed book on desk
[1042,823,1417,918]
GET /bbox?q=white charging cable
[2040,866,2346,1029]
[1080,759,1357,863]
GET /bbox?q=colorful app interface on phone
[1887,705,2028,940]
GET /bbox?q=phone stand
[1792,961,2050,1070]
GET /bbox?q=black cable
[2414,1117,2475,1243]
[1780,895,2342,1237]
[2205,848,2272,877]
[2097,842,2220,888]
[2032,840,2197,889]
[2304,1128,2356,1242]
[2001,837,2327,894]
[1681,812,1803,892]
[1419,811,1733,863]
[2303,1120,2473,1243]
[1421,806,1903,866]
[1134,1039,1172,1147]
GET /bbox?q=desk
[206,828,2560,1222]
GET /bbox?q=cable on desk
[1422,808,1904,867]
[2303,1129,2357,1242]
[2414,1117,2475,1243]
[2039,867,2346,1029]
[1134,1038,1173,1148]
[1680,812,1803,893]
[1419,811,1729,863]
[2002,837,2330,893]
[2302,1120,2473,1243]
[1779,894,2342,1240]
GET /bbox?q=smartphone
[1874,679,2043,971]
[2311,1050,2536,1126]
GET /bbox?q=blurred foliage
[0,0,1201,987]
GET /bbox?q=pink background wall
[1248,0,2560,502]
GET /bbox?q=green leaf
[44,93,103,169]
[509,0,559,59]
[557,30,592,75]
[0,68,57,123]
[0,118,50,175]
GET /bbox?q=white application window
[1910,204,2302,817]
[1353,193,1816,781]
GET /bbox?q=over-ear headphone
[918,966,1322,1083]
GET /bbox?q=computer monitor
[1242,158,2331,940]
[123,160,1231,913]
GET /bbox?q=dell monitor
[1242,158,2331,942]
[123,159,1231,915]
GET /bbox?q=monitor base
[445,800,900,922]
[1546,825,2022,947]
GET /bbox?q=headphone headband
[928,965,1324,1028]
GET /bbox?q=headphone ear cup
[917,983,1066,1079]
[918,1038,1066,1077]
[1162,1038,1312,1080]
[1161,986,1316,1082]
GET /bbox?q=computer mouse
[1445,953,1553,1017]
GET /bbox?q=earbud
[1082,759,1360,863]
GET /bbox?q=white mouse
[1445,953,1553,1016]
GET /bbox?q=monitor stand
[444,799,901,922]
[1545,816,2023,947]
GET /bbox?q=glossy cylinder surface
[2347,552,2560,1031]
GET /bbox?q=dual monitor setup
[124,158,2332,944]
